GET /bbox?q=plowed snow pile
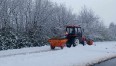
[0,41,116,66]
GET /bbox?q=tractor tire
[66,44,71,48]
[61,46,64,49]
[50,45,55,49]
[73,44,76,47]
[81,41,85,46]
[66,41,72,48]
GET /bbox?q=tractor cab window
[69,28,73,33]
[66,27,82,34]
[71,28,75,34]
[77,28,82,37]
[74,27,81,34]
[78,28,82,33]
[75,28,78,34]
[66,28,74,34]
[66,27,82,36]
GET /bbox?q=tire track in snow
[0,49,60,58]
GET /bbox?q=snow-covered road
[94,58,116,66]
[0,46,51,58]
[0,41,116,66]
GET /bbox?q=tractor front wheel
[66,44,71,48]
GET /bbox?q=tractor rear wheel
[81,40,85,46]
[66,44,71,48]
[50,45,55,49]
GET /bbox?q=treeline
[108,22,116,40]
[0,0,115,50]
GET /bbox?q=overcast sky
[51,0,116,26]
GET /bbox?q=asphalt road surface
[94,58,116,66]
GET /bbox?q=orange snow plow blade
[48,38,68,49]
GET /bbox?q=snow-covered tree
[108,22,116,40]
[76,6,109,41]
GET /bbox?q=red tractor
[48,25,93,49]
[65,25,86,47]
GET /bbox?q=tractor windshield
[66,27,74,34]
[66,27,82,35]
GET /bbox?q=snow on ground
[0,41,116,66]
[0,46,50,58]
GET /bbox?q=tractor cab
[65,25,84,47]
[66,26,82,37]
